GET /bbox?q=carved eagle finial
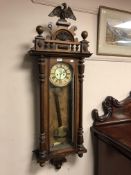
[48,3,76,22]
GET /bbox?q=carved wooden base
[34,147,87,168]
[33,149,47,167]
[77,145,87,157]
[50,157,67,169]
[33,149,67,169]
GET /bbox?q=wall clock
[29,3,92,169]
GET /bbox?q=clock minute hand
[60,69,66,80]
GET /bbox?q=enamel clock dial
[49,63,72,87]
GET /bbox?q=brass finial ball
[81,31,88,40]
[36,25,44,36]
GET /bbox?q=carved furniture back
[91,92,131,175]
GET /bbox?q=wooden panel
[98,140,131,175]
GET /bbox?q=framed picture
[97,6,131,57]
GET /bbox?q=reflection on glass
[106,19,131,46]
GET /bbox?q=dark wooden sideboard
[91,93,131,175]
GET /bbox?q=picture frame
[97,6,131,57]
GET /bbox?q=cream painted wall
[1,0,131,175]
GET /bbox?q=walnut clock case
[29,3,92,169]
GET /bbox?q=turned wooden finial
[81,31,88,40]
[36,25,44,36]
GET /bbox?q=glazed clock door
[49,59,75,151]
